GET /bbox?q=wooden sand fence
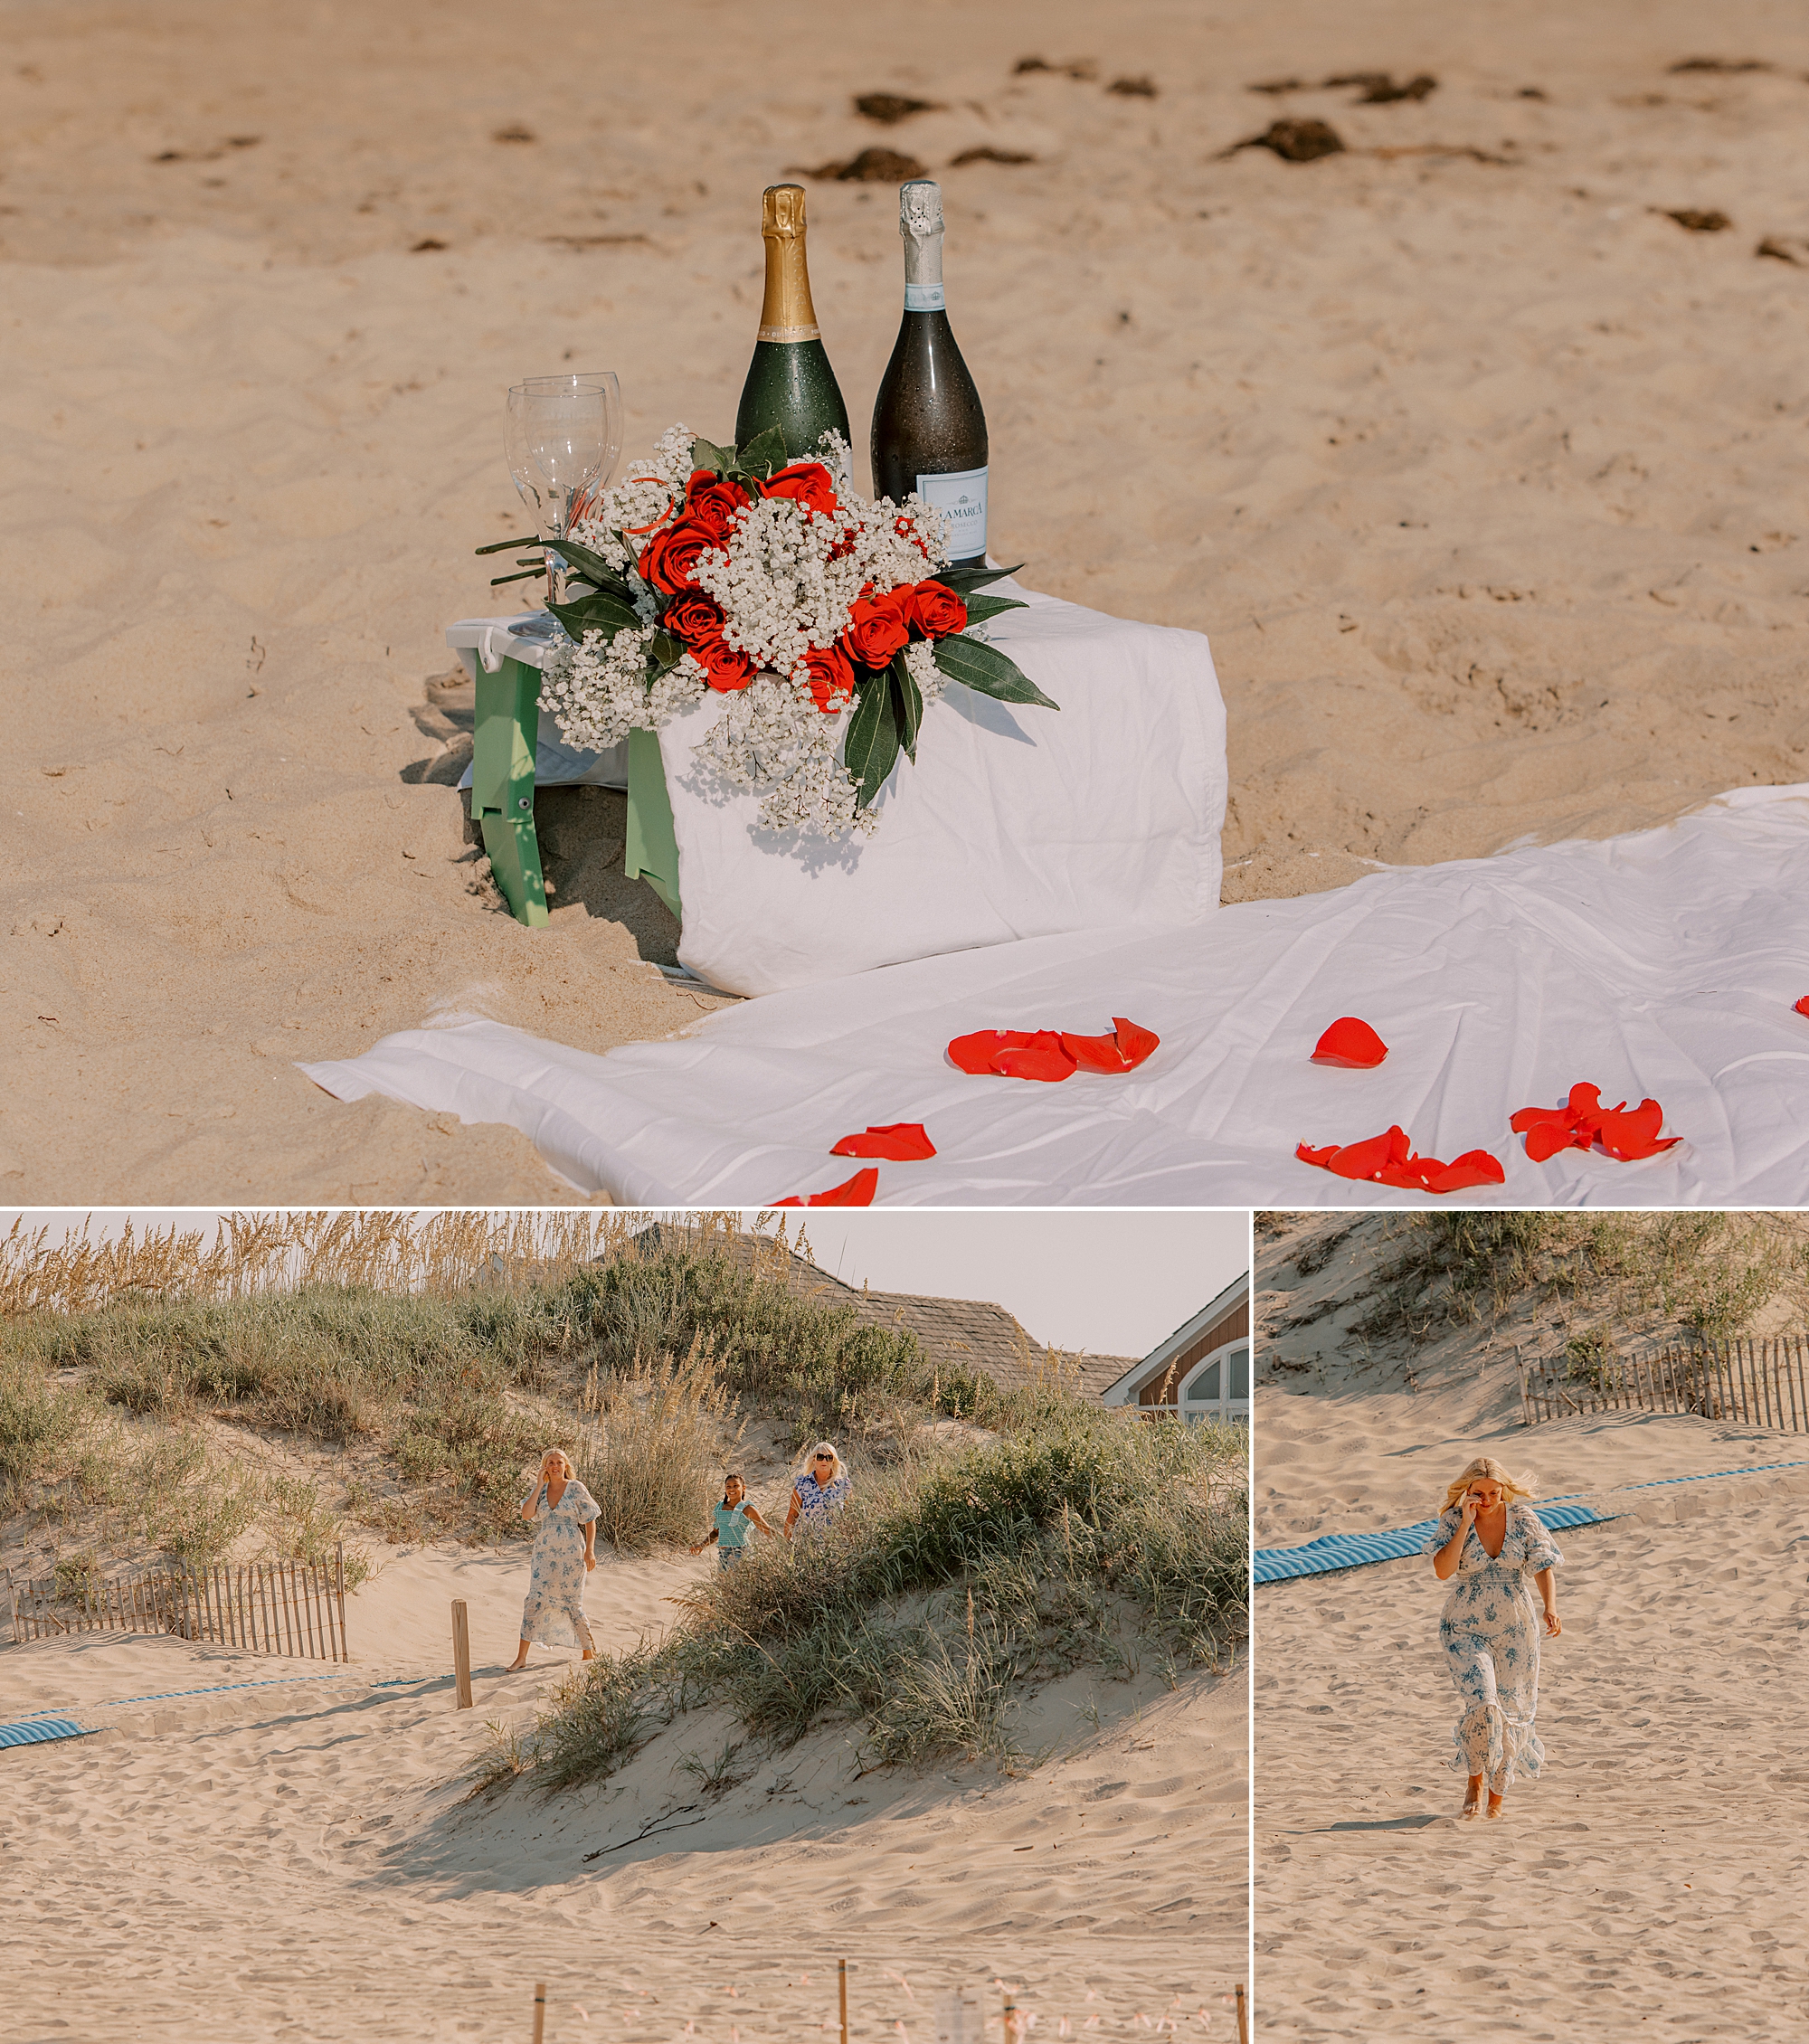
[6,1544,348,1661]
[1519,1337,1809,1433]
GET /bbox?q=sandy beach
[5,0,1808,1199]
[1252,1213,1809,2038]
[0,1538,1247,2043]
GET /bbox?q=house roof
[620,1220,1138,1399]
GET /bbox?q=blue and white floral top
[792,1468,850,1531]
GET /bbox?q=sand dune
[5,0,1809,1197]
[0,1538,1246,2040]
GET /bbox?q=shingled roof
[620,1220,1136,1400]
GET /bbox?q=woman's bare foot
[581,1648,595,1661]
[1485,1793,1505,1819]
[506,1653,528,1673]
[1462,1776,1483,1818]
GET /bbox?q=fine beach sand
[1253,1214,1809,2039]
[0,1533,1247,2042]
[5,0,1809,1200]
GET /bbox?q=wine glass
[505,372,623,610]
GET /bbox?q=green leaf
[959,592,1028,628]
[475,534,542,556]
[550,588,640,640]
[934,562,1026,594]
[844,670,902,811]
[545,533,632,592]
[932,635,1059,711]
[649,629,685,672]
[736,426,787,481]
[889,651,923,764]
[489,569,545,588]
[690,436,734,474]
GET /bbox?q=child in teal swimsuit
[689,1473,777,1569]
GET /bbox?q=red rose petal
[1795,996,1809,1019]
[1595,1099,1681,1162]
[829,1123,937,1162]
[1298,1126,1503,1195]
[771,1167,879,1208]
[947,1019,1156,1083]
[1513,1082,1680,1163]
[1311,1017,1390,1069]
[1422,1150,1508,1194]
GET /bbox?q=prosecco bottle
[870,180,989,564]
[734,184,850,463]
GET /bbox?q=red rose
[906,579,968,640]
[801,641,856,714]
[684,469,752,542]
[665,591,753,692]
[691,633,756,693]
[840,591,911,670]
[638,517,716,595]
[759,461,838,518]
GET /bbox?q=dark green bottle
[734,183,850,464]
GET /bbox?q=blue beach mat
[1254,1458,1809,1585]
[1254,1501,1612,1585]
[0,1717,92,1750]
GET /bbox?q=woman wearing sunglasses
[783,1441,850,1538]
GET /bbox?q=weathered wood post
[531,1981,545,2044]
[452,1599,474,1709]
[1236,1985,1249,2044]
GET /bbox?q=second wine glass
[505,372,624,608]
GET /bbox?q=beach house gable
[1099,1276,1251,1424]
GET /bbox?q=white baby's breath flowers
[545,424,961,837]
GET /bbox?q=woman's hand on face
[1458,1492,1481,1527]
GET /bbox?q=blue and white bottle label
[916,465,987,559]
[904,282,946,311]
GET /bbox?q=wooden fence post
[841,1959,850,2044]
[5,1568,16,1647]
[532,1982,546,2044]
[1236,1985,1249,2044]
[452,1599,473,1709]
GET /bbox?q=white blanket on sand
[301,787,1809,1207]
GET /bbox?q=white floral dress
[1421,1500,1563,1792]
[519,1480,601,1650]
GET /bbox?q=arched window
[1182,1343,1250,1424]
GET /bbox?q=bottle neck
[902,222,945,312]
[758,225,820,343]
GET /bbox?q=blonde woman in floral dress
[506,1449,601,1671]
[1422,1456,1563,1819]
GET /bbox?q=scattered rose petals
[1296,1124,1505,1193]
[1511,1081,1681,1163]
[947,1017,1159,1082]
[830,1122,936,1160]
[772,1167,878,1207]
[1796,996,1809,1019]
[1310,1016,1389,1068]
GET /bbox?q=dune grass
[1350,1211,1807,1347]
[481,1391,1248,1795]
[0,1217,959,1581]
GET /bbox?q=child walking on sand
[689,1473,778,1569]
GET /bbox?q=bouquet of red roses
[516,424,1056,837]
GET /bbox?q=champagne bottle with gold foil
[734,184,850,463]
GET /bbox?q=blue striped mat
[1254,1501,1615,1585]
[0,1717,91,1750]
[1254,1457,1809,1586]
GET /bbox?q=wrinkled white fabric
[300,787,1809,1207]
[657,582,1227,996]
